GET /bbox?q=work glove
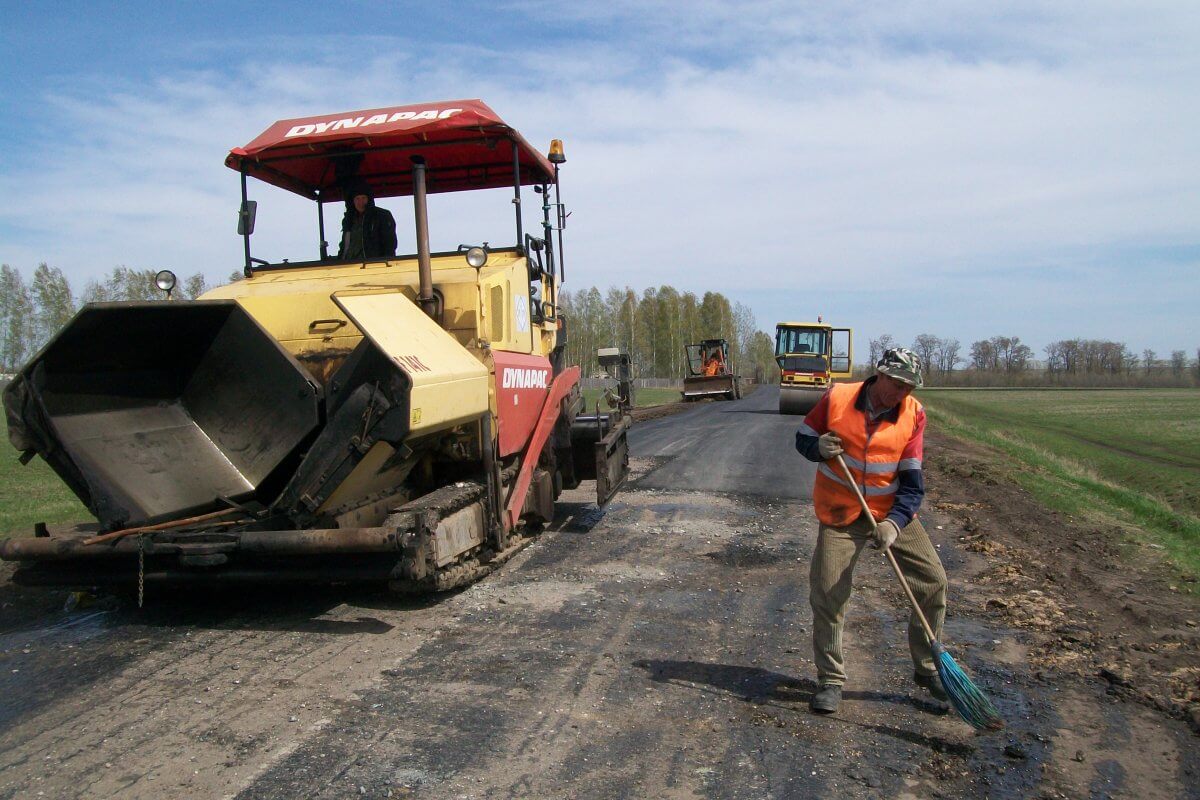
[817,432,843,459]
[872,518,900,550]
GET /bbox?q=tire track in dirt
[234,467,1031,799]
[0,591,451,799]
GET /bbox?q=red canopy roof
[225,99,556,201]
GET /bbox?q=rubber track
[386,474,533,594]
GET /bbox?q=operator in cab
[793,347,949,715]
[703,349,724,376]
[338,182,397,260]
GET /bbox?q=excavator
[776,321,853,414]
[1,99,630,594]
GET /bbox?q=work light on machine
[154,269,177,298]
[465,246,488,268]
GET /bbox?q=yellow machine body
[1,99,630,592]
[199,250,564,519]
[201,250,557,386]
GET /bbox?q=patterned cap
[876,347,924,388]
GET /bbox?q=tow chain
[137,534,146,609]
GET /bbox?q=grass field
[1,444,88,537]
[581,386,681,410]
[921,388,1200,578]
[0,388,683,539]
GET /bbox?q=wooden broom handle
[833,454,937,644]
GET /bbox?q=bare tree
[1046,340,1065,374]
[969,339,997,371]
[991,336,1032,373]
[935,338,961,378]
[991,336,1013,370]
[1101,342,1126,374]
[1170,350,1186,377]
[1014,343,1033,372]
[1122,349,1139,376]
[1142,349,1156,375]
[1061,339,1080,373]
[911,334,940,382]
[868,334,894,366]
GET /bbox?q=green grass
[581,386,682,410]
[0,388,682,540]
[1,444,89,538]
[920,388,1200,578]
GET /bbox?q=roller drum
[778,386,822,415]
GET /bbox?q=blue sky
[1,1,1197,358]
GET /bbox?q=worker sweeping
[793,347,949,714]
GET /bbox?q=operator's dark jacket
[338,195,398,260]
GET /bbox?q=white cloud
[0,2,1196,353]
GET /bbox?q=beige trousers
[808,514,947,686]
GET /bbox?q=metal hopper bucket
[4,301,322,529]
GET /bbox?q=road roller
[776,321,853,414]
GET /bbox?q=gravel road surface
[0,387,1196,799]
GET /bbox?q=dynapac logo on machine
[501,367,550,390]
[285,108,465,138]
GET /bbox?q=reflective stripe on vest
[812,381,922,527]
[816,462,899,495]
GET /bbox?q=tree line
[0,264,211,372]
[3,263,1195,389]
[561,290,1197,389]
[0,265,779,383]
[870,333,1200,387]
[557,286,778,383]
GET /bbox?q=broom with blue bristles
[835,455,1004,731]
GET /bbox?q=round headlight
[465,246,488,268]
[155,269,177,293]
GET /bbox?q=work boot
[810,684,842,714]
[914,671,949,702]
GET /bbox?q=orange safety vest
[813,381,922,527]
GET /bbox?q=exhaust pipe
[411,156,437,319]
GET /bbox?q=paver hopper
[4,302,320,528]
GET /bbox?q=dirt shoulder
[923,429,1200,735]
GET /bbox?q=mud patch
[1042,687,1194,800]
[706,540,794,569]
[583,562,674,583]
[926,431,1200,735]
[469,578,597,612]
